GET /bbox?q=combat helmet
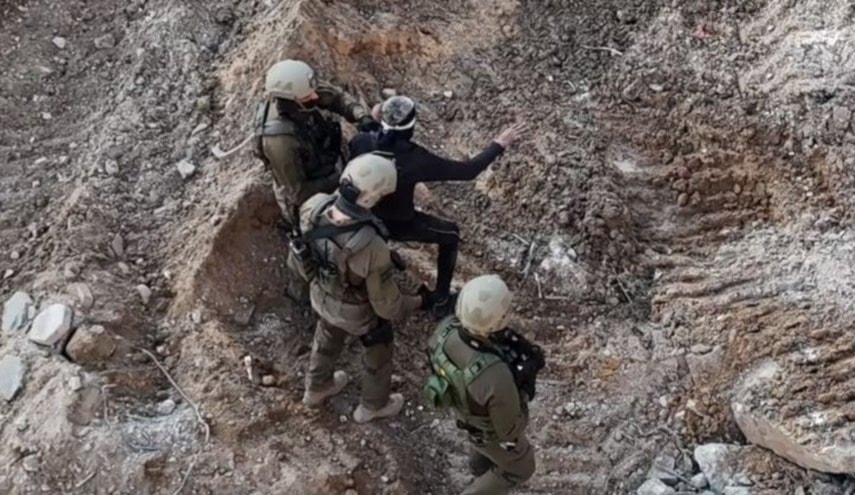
[455,275,513,337]
[265,60,317,101]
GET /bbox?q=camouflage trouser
[463,436,536,495]
[273,183,310,304]
[306,319,393,410]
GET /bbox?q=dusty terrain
[2,0,855,493]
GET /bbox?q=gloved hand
[390,250,407,271]
[418,284,436,311]
[357,115,381,133]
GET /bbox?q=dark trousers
[383,212,460,298]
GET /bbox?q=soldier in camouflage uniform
[426,275,538,494]
[294,154,429,422]
[256,60,379,301]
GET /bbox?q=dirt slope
[1,0,855,493]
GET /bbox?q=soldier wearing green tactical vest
[426,274,544,494]
[291,153,430,422]
[256,60,379,302]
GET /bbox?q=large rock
[694,444,760,493]
[65,325,117,365]
[733,402,855,474]
[2,291,33,333]
[0,355,26,401]
[637,478,676,495]
[29,304,73,346]
[732,359,855,474]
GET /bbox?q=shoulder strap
[302,221,368,243]
[263,119,297,136]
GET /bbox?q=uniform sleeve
[301,172,341,204]
[264,134,308,203]
[315,79,367,123]
[357,238,421,320]
[472,365,527,442]
[409,142,505,183]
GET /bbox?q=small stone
[22,455,40,473]
[0,355,26,401]
[647,454,678,485]
[3,269,14,279]
[691,343,712,354]
[443,90,454,99]
[649,84,665,92]
[67,283,94,309]
[93,33,115,49]
[2,291,33,333]
[136,284,152,305]
[52,36,68,49]
[191,122,209,136]
[29,304,73,347]
[41,112,52,121]
[831,106,852,132]
[10,251,20,260]
[637,478,676,495]
[156,399,177,415]
[68,376,83,391]
[176,159,196,180]
[66,325,117,364]
[381,88,397,98]
[380,475,390,484]
[110,233,124,258]
[691,473,709,489]
[104,159,119,175]
[677,192,689,207]
[261,375,275,386]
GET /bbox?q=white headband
[381,118,416,131]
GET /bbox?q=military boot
[302,370,349,407]
[353,393,404,423]
[430,291,459,321]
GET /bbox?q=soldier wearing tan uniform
[293,154,428,422]
[426,275,543,494]
[256,60,379,301]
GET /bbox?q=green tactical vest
[425,317,502,437]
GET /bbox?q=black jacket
[350,132,504,222]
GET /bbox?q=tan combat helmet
[381,95,417,130]
[456,275,513,337]
[265,60,317,101]
[340,154,398,208]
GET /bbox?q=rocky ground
[2,0,855,493]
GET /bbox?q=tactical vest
[293,196,380,299]
[425,317,503,439]
[254,100,342,181]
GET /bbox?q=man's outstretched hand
[493,122,530,149]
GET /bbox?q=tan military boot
[302,370,349,407]
[352,393,404,424]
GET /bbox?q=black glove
[357,115,381,133]
[390,250,407,271]
[418,284,436,311]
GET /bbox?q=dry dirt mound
[2,0,855,493]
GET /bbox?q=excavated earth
[2,0,855,493]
